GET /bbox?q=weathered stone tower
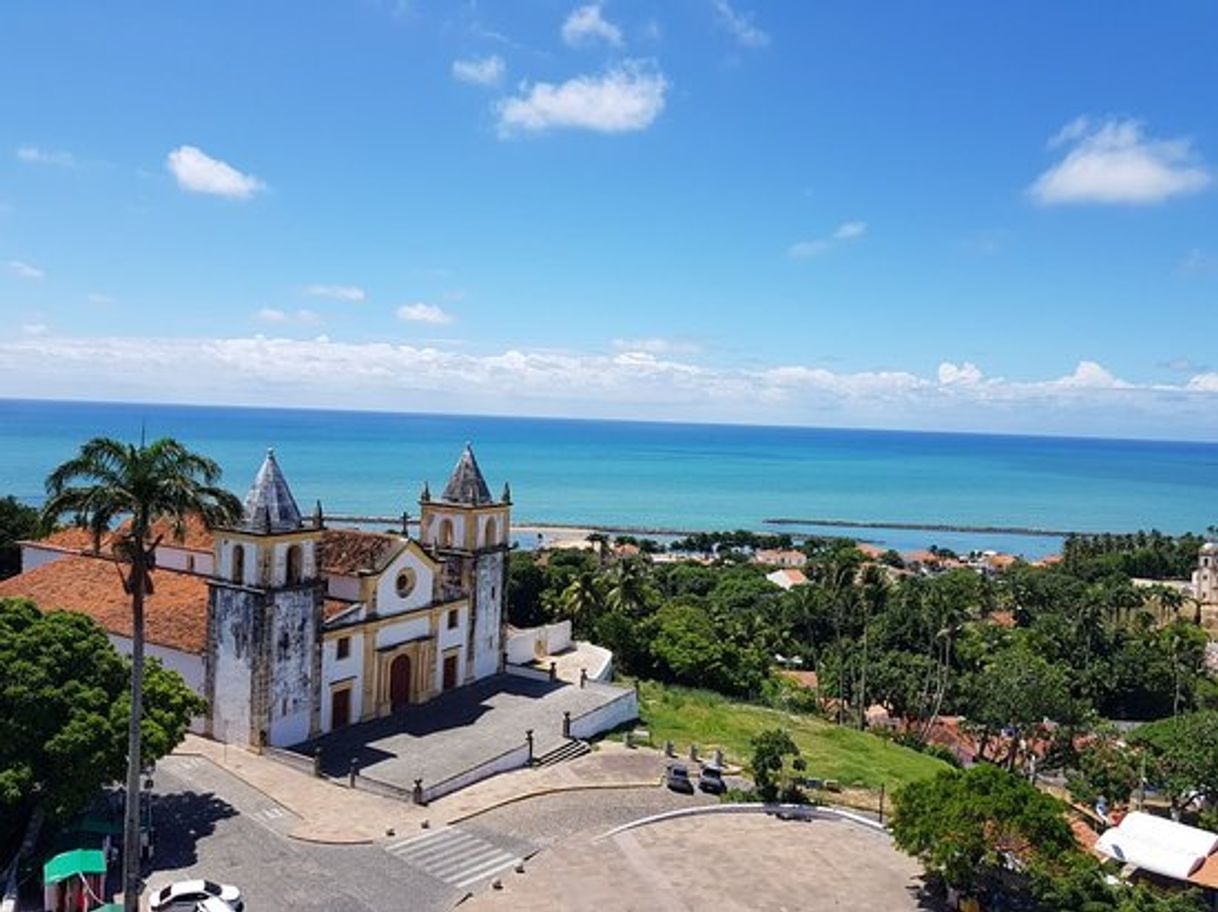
[418,444,511,682]
[1196,541,1218,605]
[206,449,324,748]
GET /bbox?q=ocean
[3,398,1218,559]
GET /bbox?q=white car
[149,879,243,911]
[196,900,235,912]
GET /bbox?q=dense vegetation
[0,597,205,852]
[0,495,40,579]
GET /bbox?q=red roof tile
[0,554,209,653]
[319,528,402,576]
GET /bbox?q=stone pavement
[461,811,930,912]
[175,734,668,844]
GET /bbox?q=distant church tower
[205,449,324,748]
[419,444,511,681]
[1196,541,1218,605]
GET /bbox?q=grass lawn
[634,679,948,792]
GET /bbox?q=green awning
[92,905,123,911]
[42,848,106,885]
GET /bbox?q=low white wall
[505,663,552,683]
[106,634,206,732]
[580,643,614,682]
[422,742,531,803]
[505,620,573,664]
[569,689,639,740]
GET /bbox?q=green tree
[42,437,241,911]
[1066,730,1142,807]
[891,764,1075,898]
[750,728,800,802]
[0,495,40,579]
[0,598,205,849]
[558,571,602,634]
[1132,710,1218,818]
[506,551,547,627]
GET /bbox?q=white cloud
[20,323,49,337]
[562,5,623,47]
[496,60,668,136]
[6,260,44,280]
[255,307,320,325]
[1029,118,1211,205]
[452,55,506,86]
[4,337,1218,436]
[712,0,769,48]
[305,284,366,302]
[16,145,75,167]
[397,302,454,324]
[612,336,701,355]
[167,145,265,199]
[789,220,867,259]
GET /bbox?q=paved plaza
[463,810,934,912]
[292,673,633,792]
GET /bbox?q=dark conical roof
[241,449,303,533]
[440,443,494,506]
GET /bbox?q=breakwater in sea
[764,517,1081,538]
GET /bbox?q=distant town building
[0,444,511,750]
[765,567,809,590]
[1194,541,1218,605]
[754,548,806,568]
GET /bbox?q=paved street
[147,755,460,912]
[292,674,632,792]
[384,826,533,890]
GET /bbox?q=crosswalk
[385,827,522,889]
[251,806,289,822]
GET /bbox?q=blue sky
[2,1,1217,438]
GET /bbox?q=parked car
[196,899,235,912]
[698,765,726,795]
[665,763,694,794]
[149,879,243,912]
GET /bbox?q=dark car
[698,765,726,795]
[665,763,694,794]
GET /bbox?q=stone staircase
[535,738,591,768]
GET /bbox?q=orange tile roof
[0,554,209,654]
[29,526,107,553]
[1189,851,1218,889]
[319,528,402,576]
[29,514,217,555]
[324,597,358,621]
[988,554,1018,569]
[855,543,887,558]
[780,669,819,689]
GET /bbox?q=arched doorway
[389,654,412,710]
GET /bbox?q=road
[143,754,711,911]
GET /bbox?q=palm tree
[559,571,603,634]
[42,437,241,912]
[604,557,651,616]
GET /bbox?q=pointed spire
[313,499,325,529]
[420,481,431,503]
[440,443,493,505]
[241,448,303,533]
[501,481,512,505]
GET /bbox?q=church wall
[210,586,254,746]
[106,633,206,732]
[321,632,364,732]
[19,544,68,573]
[421,511,466,549]
[374,550,435,616]
[375,615,431,650]
[267,588,318,747]
[436,604,467,685]
[472,552,505,679]
[155,545,213,576]
[327,574,361,602]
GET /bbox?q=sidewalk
[175,735,667,844]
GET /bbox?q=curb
[595,802,890,840]
[287,830,375,846]
[445,780,663,824]
[167,751,311,826]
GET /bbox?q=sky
[2,1,1217,440]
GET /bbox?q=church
[1,444,513,750]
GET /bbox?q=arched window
[231,544,245,584]
[439,518,454,548]
[483,517,497,548]
[285,544,303,585]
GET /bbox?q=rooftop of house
[754,548,806,564]
[25,513,218,555]
[0,553,209,654]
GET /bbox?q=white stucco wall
[327,574,361,602]
[375,616,431,651]
[19,544,68,573]
[374,549,435,615]
[321,631,364,732]
[422,511,466,549]
[211,587,254,746]
[436,604,468,687]
[106,633,206,732]
[473,552,504,679]
[155,545,213,576]
[267,588,317,747]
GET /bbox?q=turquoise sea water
[3,399,1218,559]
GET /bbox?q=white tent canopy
[1096,811,1218,882]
